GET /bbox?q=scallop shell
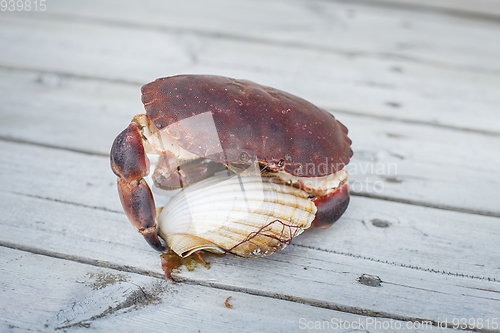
[157,171,317,258]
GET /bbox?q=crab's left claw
[310,182,350,229]
[111,122,165,251]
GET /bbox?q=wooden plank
[1,15,500,135]
[0,1,497,331]
[3,247,452,333]
[2,140,499,279]
[2,140,498,279]
[9,0,500,73]
[0,140,124,213]
[0,69,141,156]
[1,72,500,216]
[1,144,499,329]
[1,192,498,330]
[297,196,500,280]
[345,114,500,216]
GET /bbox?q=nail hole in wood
[358,274,382,287]
[371,219,391,228]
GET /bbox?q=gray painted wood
[363,0,500,18]
[1,190,498,330]
[9,0,500,73]
[1,73,500,216]
[5,247,457,333]
[0,140,498,281]
[2,6,500,134]
[1,0,499,331]
[0,143,498,330]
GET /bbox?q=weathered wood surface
[7,0,500,73]
[1,131,499,330]
[363,0,500,18]
[2,69,499,217]
[3,1,500,134]
[1,246,469,332]
[1,139,498,278]
[1,0,499,332]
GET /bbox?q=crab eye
[239,152,250,162]
[277,159,285,167]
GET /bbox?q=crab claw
[310,182,350,229]
[111,122,165,251]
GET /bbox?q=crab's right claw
[111,122,165,251]
[310,182,350,229]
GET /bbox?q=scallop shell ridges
[158,172,317,258]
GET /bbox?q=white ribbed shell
[157,172,317,258]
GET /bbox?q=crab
[111,75,352,261]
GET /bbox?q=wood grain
[1,143,498,329]
[9,0,500,72]
[5,247,455,333]
[363,0,500,18]
[2,140,498,280]
[2,7,500,134]
[1,0,499,331]
[1,71,499,216]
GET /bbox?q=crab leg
[310,182,350,229]
[110,122,164,251]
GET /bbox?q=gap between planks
[353,192,500,219]
[2,64,499,138]
[292,243,498,283]
[0,64,144,87]
[2,15,500,133]
[2,135,499,219]
[2,172,498,330]
[0,241,486,333]
[330,108,500,137]
[356,0,500,22]
[4,189,498,283]
[8,10,500,78]
[1,245,477,333]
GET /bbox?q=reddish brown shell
[141,75,352,177]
